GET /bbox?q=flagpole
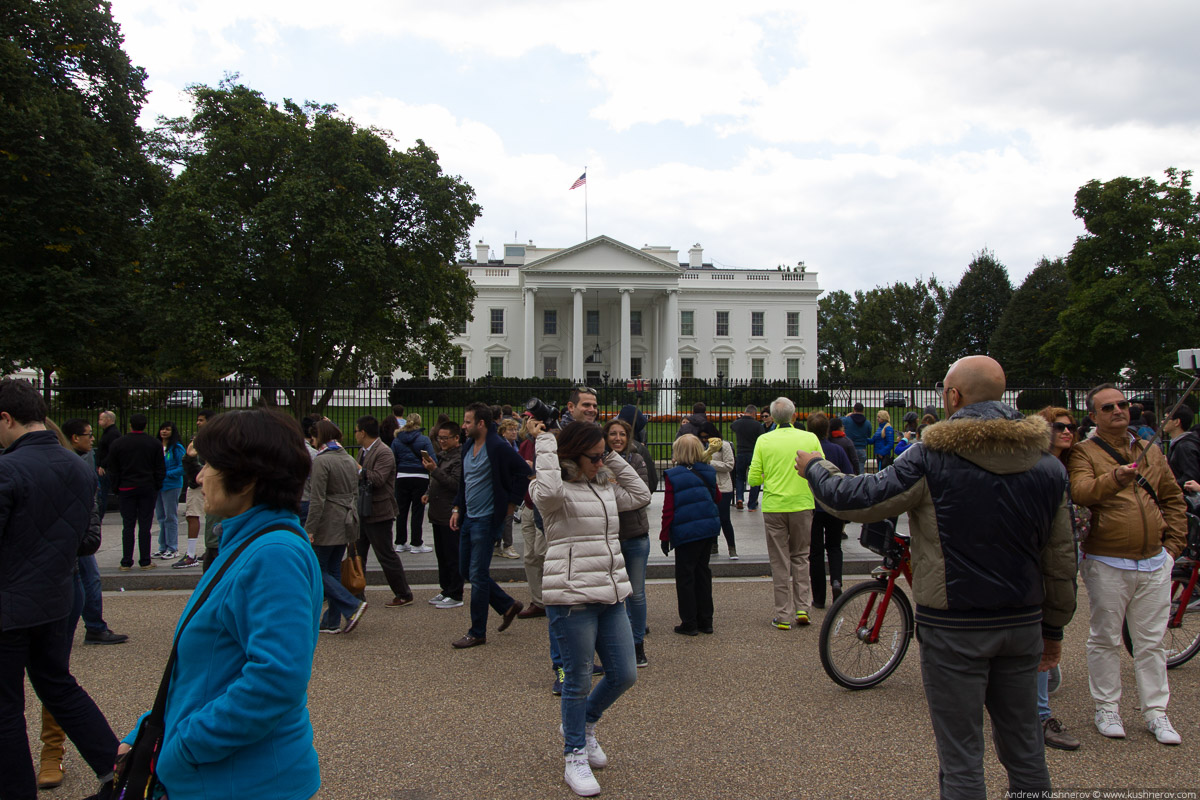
[584,165,589,240]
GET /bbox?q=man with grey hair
[94,410,120,519]
[747,397,823,629]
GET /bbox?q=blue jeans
[1036,669,1050,720]
[459,516,517,639]
[155,487,181,551]
[620,535,649,645]
[76,555,107,633]
[855,448,867,475]
[547,602,637,754]
[312,544,361,628]
[733,454,761,508]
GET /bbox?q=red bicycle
[1120,496,1200,668]
[819,520,915,689]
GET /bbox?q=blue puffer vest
[666,463,720,546]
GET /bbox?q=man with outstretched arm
[794,356,1077,800]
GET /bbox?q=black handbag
[112,526,296,799]
[357,477,373,519]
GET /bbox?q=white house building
[446,235,820,383]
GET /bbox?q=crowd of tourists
[2,358,1198,799]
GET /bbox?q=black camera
[525,397,561,428]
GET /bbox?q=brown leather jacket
[1068,430,1188,560]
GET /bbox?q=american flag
[569,172,586,190]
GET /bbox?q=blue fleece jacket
[125,505,322,800]
[161,441,186,492]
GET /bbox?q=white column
[523,287,536,378]
[572,288,585,380]
[666,288,679,372]
[619,289,632,380]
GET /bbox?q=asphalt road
[22,578,1200,800]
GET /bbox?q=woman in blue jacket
[116,410,323,800]
[154,421,186,559]
[659,434,721,636]
[391,413,435,553]
[870,410,896,470]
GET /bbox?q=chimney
[475,239,489,264]
[688,243,703,268]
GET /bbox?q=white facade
[444,235,820,383]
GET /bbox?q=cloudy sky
[108,0,1200,295]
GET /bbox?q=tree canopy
[143,81,480,414]
[0,0,162,390]
[987,257,1069,385]
[1048,168,1200,382]
[928,249,1012,378]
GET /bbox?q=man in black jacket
[1164,406,1200,492]
[0,379,120,799]
[94,409,120,519]
[105,412,165,569]
[795,357,1076,799]
[731,404,765,510]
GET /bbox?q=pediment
[522,235,683,275]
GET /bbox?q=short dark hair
[829,416,843,432]
[807,411,829,439]
[356,415,380,439]
[1172,406,1194,431]
[194,409,311,512]
[0,379,47,424]
[1086,382,1120,412]
[692,402,706,414]
[465,402,492,426]
[301,414,320,438]
[502,405,513,416]
[130,413,148,432]
[314,419,343,446]
[435,420,461,441]
[197,408,215,421]
[569,387,597,407]
[558,420,604,466]
[62,418,90,439]
[391,404,405,418]
[853,402,864,412]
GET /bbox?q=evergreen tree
[988,257,1069,385]
[929,250,1013,378]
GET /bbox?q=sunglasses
[1099,400,1131,413]
[1051,422,1078,434]
[583,452,605,464]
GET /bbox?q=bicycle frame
[859,536,913,644]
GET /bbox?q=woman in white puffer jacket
[528,420,651,798]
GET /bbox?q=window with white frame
[543,356,557,378]
[630,310,642,336]
[454,356,467,378]
[489,356,504,377]
[489,308,504,335]
[751,311,764,337]
[680,310,694,337]
[715,310,729,337]
[586,309,600,336]
[680,357,694,378]
[630,357,642,379]
[751,358,764,379]
[543,309,557,335]
[786,358,800,380]
[787,311,800,337]
[455,318,467,335]
[716,357,730,377]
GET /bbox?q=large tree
[929,250,1013,378]
[0,0,162,393]
[987,257,1069,385]
[817,289,859,382]
[145,81,480,415]
[1049,168,1200,382]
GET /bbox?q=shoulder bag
[112,525,298,799]
[341,541,366,595]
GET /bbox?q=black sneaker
[84,629,129,645]
[635,643,648,668]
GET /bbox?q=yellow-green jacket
[747,425,823,513]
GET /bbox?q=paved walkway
[94,491,895,591]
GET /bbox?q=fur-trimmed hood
[561,457,618,485]
[921,401,1052,475]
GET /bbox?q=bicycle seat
[894,531,911,541]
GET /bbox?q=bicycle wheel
[1120,574,1200,668]
[819,579,914,689]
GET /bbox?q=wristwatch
[451,507,460,514]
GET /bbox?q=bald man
[795,356,1077,800]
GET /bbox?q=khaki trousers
[1080,555,1171,721]
[763,510,813,619]
[520,505,547,606]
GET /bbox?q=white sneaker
[428,593,446,605]
[1095,709,1125,738]
[394,543,409,552]
[1148,715,1182,745]
[564,748,600,797]
[559,723,607,768]
[410,544,433,553]
[435,597,464,609]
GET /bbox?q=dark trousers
[357,519,412,601]
[733,454,761,508]
[674,538,715,631]
[118,485,156,567]
[432,522,463,600]
[809,511,845,606]
[394,477,429,546]
[717,492,735,548]
[97,472,112,520]
[918,623,1048,800]
[0,616,119,800]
